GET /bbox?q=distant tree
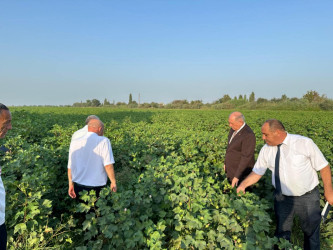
[257,98,268,104]
[171,100,188,105]
[319,99,333,110]
[150,102,159,108]
[91,99,101,107]
[303,90,321,103]
[216,94,231,103]
[244,94,247,101]
[116,102,126,106]
[190,100,203,109]
[129,93,133,104]
[167,100,189,109]
[128,101,138,108]
[103,98,111,106]
[190,100,203,105]
[290,97,299,102]
[281,94,288,101]
[73,102,84,107]
[86,100,92,106]
[249,92,255,102]
[233,96,237,101]
[238,95,243,100]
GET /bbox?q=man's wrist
[325,189,333,195]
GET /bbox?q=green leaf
[14,223,27,234]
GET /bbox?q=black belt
[275,186,318,198]
[303,186,318,195]
[74,182,105,189]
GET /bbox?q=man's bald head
[229,112,245,122]
[88,119,104,136]
[85,115,100,125]
[228,111,245,131]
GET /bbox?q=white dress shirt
[229,122,246,144]
[68,132,115,186]
[71,125,88,140]
[253,133,328,196]
[0,168,5,225]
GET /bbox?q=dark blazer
[225,124,256,182]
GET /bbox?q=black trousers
[274,187,321,250]
[0,223,7,250]
[73,182,106,200]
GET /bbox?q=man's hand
[223,164,225,172]
[105,164,117,193]
[231,177,239,188]
[325,189,333,205]
[236,185,246,195]
[110,182,117,193]
[68,183,76,199]
[236,172,262,195]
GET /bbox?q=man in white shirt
[68,118,117,200]
[0,103,12,250]
[71,115,100,141]
[237,119,333,250]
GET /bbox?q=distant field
[2,107,332,249]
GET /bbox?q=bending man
[237,119,333,249]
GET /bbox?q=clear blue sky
[1,1,332,106]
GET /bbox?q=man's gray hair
[230,112,245,122]
[85,115,100,124]
[235,113,245,122]
[265,119,285,132]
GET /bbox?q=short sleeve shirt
[71,125,88,140]
[253,133,328,196]
[68,132,115,186]
[0,167,5,225]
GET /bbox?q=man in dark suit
[224,112,256,188]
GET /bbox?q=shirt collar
[86,131,98,136]
[235,122,246,133]
[281,132,290,146]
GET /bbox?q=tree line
[72,90,333,111]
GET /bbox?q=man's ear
[98,126,103,136]
[276,129,284,137]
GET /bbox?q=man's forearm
[237,171,262,192]
[320,165,333,193]
[67,168,76,198]
[105,164,116,184]
[320,165,333,204]
[68,168,73,185]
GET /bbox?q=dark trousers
[73,182,105,200]
[274,187,321,250]
[0,223,7,250]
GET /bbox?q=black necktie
[275,144,282,194]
